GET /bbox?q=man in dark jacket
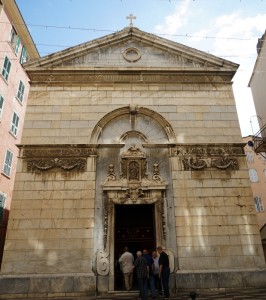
[133,251,148,300]
[157,246,170,300]
[143,249,156,298]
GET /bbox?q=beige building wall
[0,27,265,297]
[22,83,241,145]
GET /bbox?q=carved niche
[102,146,168,249]
[102,145,167,205]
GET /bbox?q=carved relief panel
[102,146,168,252]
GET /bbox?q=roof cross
[126,14,136,28]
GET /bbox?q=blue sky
[16,0,266,136]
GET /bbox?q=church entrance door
[114,204,155,290]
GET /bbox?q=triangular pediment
[26,27,238,72]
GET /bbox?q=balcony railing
[252,123,266,153]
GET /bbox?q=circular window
[123,47,141,63]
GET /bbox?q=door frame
[106,199,165,291]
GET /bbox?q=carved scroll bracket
[96,249,110,276]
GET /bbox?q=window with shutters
[246,152,254,163]
[1,56,11,81]
[10,27,20,54]
[0,94,4,120]
[249,169,258,182]
[3,150,13,177]
[20,46,28,64]
[0,192,6,224]
[10,112,19,136]
[254,196,264,212]
[17,80,25,103]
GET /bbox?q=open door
[114,204,155,290]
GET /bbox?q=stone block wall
[21,82,242,145]
[1,154,96,275]
[171,154,265,270]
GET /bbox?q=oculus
[123,47,141,62]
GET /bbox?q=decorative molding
[22,147,97,158]
[96,249,110,276]
[20,145,97,172]
[173,144,244,156]
[27,158,86,172]
[172,144,244,171]
[161,200,167,241]
[29,73,232,85]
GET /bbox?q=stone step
[9,288,266,300]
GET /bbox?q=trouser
[161,267,170,298]
[154,274,162,292]
[123,272,133,291]
[138,277,148,300]
[148,274,156,297]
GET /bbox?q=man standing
[152,250,162,295]
[133,251,148,300]
[118,246,134,291]
[157,246,170,300]
[143,249,156,298]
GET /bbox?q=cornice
[26,69,234,85]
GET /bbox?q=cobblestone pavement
[15,288,266,300]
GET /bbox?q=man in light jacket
[118,246,134,291]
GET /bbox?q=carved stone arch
[90,105,176,144]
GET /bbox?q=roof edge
[3,0,39,59]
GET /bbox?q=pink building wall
[0,1,39,267]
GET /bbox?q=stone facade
[0,27,265,298]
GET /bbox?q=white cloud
[211,13,266,135]
[155,0,191,34]
[154,4,266,136]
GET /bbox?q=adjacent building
[249,30,266,152]
[0,0,39,267]
[0,24,265,298]
[243,136,266,259]
[248,29,266,260]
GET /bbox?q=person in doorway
[118,246,134,291]
[152,250,162,295]
[157,246,170,300]
[133,251,149,300]
[143,249,156,298]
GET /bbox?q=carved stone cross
[127,14,136,27]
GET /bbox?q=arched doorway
[92,105,176,292]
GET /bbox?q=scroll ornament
[174,146,240,171]
[181,155,238,171]
[96,250,110,276]
[27,158,86,172]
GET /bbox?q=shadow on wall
[0,208,9,270]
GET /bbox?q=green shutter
[15,36,21,54]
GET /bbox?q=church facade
[0,26,265,298]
